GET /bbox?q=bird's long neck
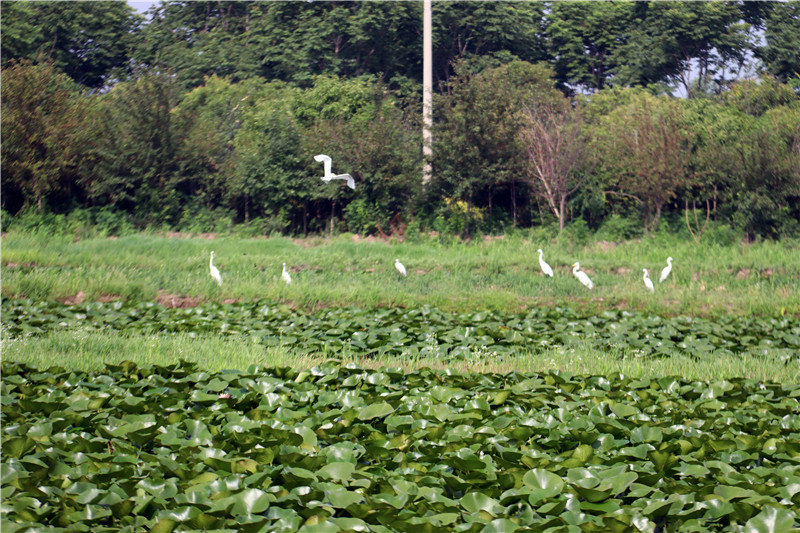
[573,265,579,274]
[324,160,332,177]
[210,255,214,268]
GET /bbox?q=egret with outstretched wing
[314,154,355,189]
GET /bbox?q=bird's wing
[330,174,355,189]
[314,154,332,177]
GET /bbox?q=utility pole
[422,0,433,186]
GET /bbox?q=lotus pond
[2,299,799,362]
[2,360,799,532]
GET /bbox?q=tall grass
[4,331,796,383]
[2,231,798,317]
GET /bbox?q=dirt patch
[4,262,37,269]
[291,237,328,248]
[156,291,202,308]
[615,267,632,276]
[736,268,750,279]
[290,264,321,273]
[594,240,617,252]
[97,294,121,303]
[62,291,87,305]
[222,298,242,305]
[350,234,387,244]
[692,271,701,281]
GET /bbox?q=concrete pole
[422,0,433,186]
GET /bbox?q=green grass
[2,231,799,317]
[3,330,796,383]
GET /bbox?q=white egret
[314,154,355,189]
[659,256,673,283]
[571,262,594,290]
[281,263,292,285]
[395,258,407,277]
[643,268,655,293]
[537,248,554,277]
[209,251,222,286]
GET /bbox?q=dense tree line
[2,1,799,239]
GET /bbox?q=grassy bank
[3,330,797,383]
[2,231,799,317]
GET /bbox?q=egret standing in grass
[314,154,355,189]
[660,256,673,283]
[537,248,554,277]
[209,251,222,286]
[395,258,407,277]
[643,268,655,293]
[281,263,292,285]
[572,262,594,290]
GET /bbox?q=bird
[209,251,222,286]
[537,248,554,277]
[659,257,673,283]
[281,262,292,285]
[314,154,355,189]
[395,258,407,277]
[643,268,655,293]
[572,262,594,290]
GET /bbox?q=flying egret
[659,257,673,283]
[395,258,407,277]
[209,251,222,286]
[572,262,594,290]
[314,154,355,189]
[281,263,292,285]
[537,248,554,277]
[643,268,655,293]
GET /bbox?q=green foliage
[4,299,798,361]
[0,60,86,214]
[2,360,799,531]
[0,0,139,88]
[757,2,800,83]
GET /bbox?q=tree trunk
[511,182,517,227]
[330,200,336,237]
[244,195,250,222]
[464,198,471,239]
[558,195,566,231]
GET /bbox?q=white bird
[281,262,292,285]
[395,258,407,277]
[537,248,554,277]
[572,262,594,290]
[659,256,673,283]
[643,268,655,293]
[314,154,355,189]
[209,251,222,286]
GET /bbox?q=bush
[595,214,641,241]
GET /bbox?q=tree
[613,2,754,97]
[134,1,255,90]
[544,1,634,92]
[757,2,800,84]
[519,100,591,231]
[85,71,183,223]
[1,60,85,213]
[431,2,548,88]
[595,93,694,231]
[172,75,270,212]
[726,105,800,238]
[1,1,140,88]
[433,61,561,235]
